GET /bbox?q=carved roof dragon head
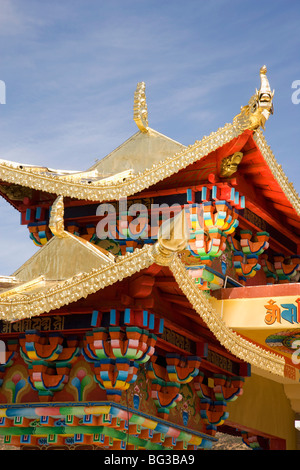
[233,65,275,131]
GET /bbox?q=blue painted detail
[25,209,31,222]
[83,414,93,423]
[230,187,235,201]
[142,310,148,327]
[234,191,239,205]
[186,188,193,203]
[110,309,116,325]
[124,308,131,324]
[91,310,99,327]
[149,313,155,330]
[154,423,170,433]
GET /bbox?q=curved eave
[0,122,244,202]
[0,124,299,226]
[253,129,300,219]
[0,246,154,320]
[0,244,286,379]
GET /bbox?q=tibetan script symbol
[264,298,300,325]
[264,299,281,325]
[281,304,298,324]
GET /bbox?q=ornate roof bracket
[133,82,149,133]
[220,151,244,177]
[48,195,69,238]
[152,210,190,266]
[233,65,275,131]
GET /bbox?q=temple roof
[12,232,114,282]
[0,127,184,189]
[88,128,185,178]
[0,67,299,384]
[0,68,299,248]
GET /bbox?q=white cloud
[0,0,45,36]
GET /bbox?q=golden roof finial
[49,195,69,238]
[133,82,149,133]
[256,65,275,114]
[258,65,273,96]
[152,210,189,265]
[233,65,275,131]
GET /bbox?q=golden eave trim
[1,67,292,209]
[253,129,300,216]
[168,255,285,377]
[1,129,298,215]
[0,276,45,299]
[0,246,154,321]
[0,122,243,202]
[0,241,286,377]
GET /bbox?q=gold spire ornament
[133,82,149,133]
[233,65,275,131]
[49,195,69,238]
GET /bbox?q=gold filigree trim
[133,82,149,133]
[0,242,286,376]
[0,246,154,321]
[169,255,286,377]
[49,196,69,238]
[0,122,242,202]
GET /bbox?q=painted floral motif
[174,383,196,426]
[70,367,92,401]
[126,366,154,413]
[5,372,27,403]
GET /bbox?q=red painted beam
[213,282,300,300]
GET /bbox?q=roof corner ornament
[152,210,189,266]
[49,195,69,238]
[133,82,149,133]
[220,151,244,177]
[233,65,275,132]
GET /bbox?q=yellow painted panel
[84,406,111,415]
[211,296,300,330]
[227,374,297,450]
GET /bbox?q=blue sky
[0,0,300,275]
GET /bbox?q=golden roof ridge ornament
[233,65,275,132]
[133,82,149,133]
[220,151,244,178]
[152,210,189,265]
[49,195,69,238]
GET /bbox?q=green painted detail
[0,425,169,450]
[58,406,87,416]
